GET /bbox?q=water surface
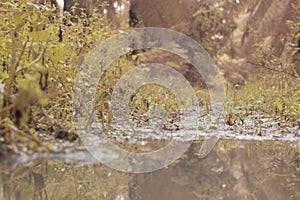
[1,139,299,200]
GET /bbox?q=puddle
[1,107,299,199]
[1,108,299,199]
[0,139,299,200]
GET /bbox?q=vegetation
[0,0,299,156]
[0,0,115,152]
[224,3,300,128]
[0,1,298,200]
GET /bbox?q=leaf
[51,46,66,63]
[15,73,48,108]
[131,54,138,60]
[0,71,9,80]
[12,11,24,29]
[274,141,283,146]
[28,30,52,42]
[275,98,283,112]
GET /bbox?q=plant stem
[3,23,17,118]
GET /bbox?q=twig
[0,103,14,113]
[6,124,41,145]
[27,46,47,68]
[15,40,28,68]
[247,61,298,78]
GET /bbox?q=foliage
[128,84,181,126]
[0,0,114,152]
[172,0,236,56]
[224,1,300,127]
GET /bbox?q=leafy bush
[0,0,114,151]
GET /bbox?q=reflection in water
[198,135,219,159]
[0,140,299,200]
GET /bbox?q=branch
[247,61,298,78]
